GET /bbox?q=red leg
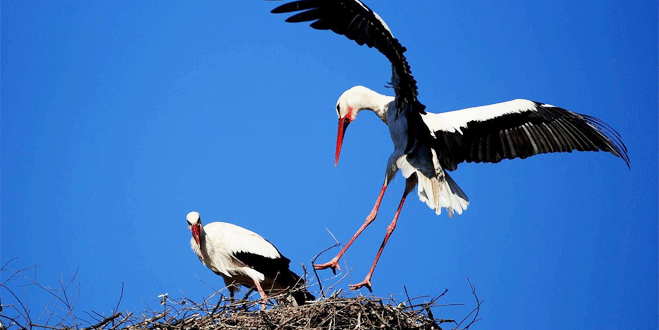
[314,182,389,273]
[252,280,269,309]
[350,178,416,292]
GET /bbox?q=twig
[456,277,483,329]
[258,310,275,330]
[0,314,24,330]
[80,312,121,330]
[403,286,413,310]
[29,323,62,330]
[210,295,225,316]
[310,242,341,299]
[109,312,132,330]
[112,283,124,315]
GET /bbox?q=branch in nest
[80,313,122,330]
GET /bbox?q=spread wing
[268,0,424,115]
[420,99,630,171]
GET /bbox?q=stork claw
[350,278,373,292]
[314,259,341,274]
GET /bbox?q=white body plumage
[186,211,313,305]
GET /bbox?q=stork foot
[257,294,270,310]
[350,278,373,292]
[313,258,341,274]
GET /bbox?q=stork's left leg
[350,176,417,292]
[251,280,269,309]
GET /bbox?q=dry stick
[40,300,57,329]
[81,311,103,329]
[29,323,62,330]
[79,312,122,330]
[109,312,132,330]
[403,286,413,311]
[88,311,104,322]
[197,290,220,310]
[0,314,24,330]
[193,273,220,293]
[258,311,275,330]
[0,258,19,273]
[20,269,80,328]
[309,242,341,299]
[182,297,205,315]
[0,259,31,285]
[422,291,457,325]
[457,277,483,329]
[210,295,225,316]
[1,264,37,328]
[324,228,352,283]
[111,283,124,316]
[137,311,166,326]
[57,267,81,328]
[299,263,316,302]
[1,282,32,328]
[324,267,354,295]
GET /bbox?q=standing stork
[267,0,630,291]
[186,211,314,306]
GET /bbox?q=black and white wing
[268,0,424,114]
[421,99,630,171]
[205,222,291,279]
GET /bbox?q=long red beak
[335,116,350,166]
[192,224,201,245]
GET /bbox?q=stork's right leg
[314,182,389,273]
[350,176,417,292]
[224,280,237,303]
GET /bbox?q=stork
[186,211,314,306]
[267,0,630,291]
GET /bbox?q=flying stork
[186,211,315,306]
[267,0,630,291]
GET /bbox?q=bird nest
[115,290,476,330]
[1,260,481,330]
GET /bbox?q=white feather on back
[203,222,282,260]
[421,99,539,135]
[190,221,283,282]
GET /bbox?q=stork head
[335,86,391,166]
[186,211,202,246]
[335,86,370,166]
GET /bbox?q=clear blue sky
[2,1,657,329]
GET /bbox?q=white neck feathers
[341,86,394,123]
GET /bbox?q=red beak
[192,224,201,245]
[336,116,350,166]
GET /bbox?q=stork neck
[195,227,211,256]
[355,89,394,124]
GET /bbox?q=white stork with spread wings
[267,0,630,291]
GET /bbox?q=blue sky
[2,1,656,329]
